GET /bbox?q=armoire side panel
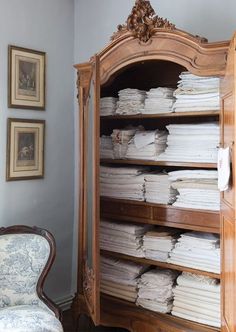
[220,32,236,332]
[72,59,100,326]
[83,56,101,325]
[221,216,236,332]
[221,94,235,208]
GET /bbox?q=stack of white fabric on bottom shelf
[100,135,114,159]
[100,97,118,116]
[100,219,149,257]
[126,130,168,160]
[142,227,181,262]
[143,87,175,114]
[173,72,220,113]
[172,272,220,328]
[111,128,137,159]
[116,88,146,115]
[169,170,220,211]
[157,122,219,163]
[144,172,177,204]
[100,256,147,302]
[137,268,178,313]
[100,165,146,201]
[168,231,220,273]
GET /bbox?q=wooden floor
[62,310,128,332]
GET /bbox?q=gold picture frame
[6,118,45,181]
[8,45,46,110]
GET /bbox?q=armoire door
[82,55,100,325]
[220,32,236,332]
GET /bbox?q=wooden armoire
[72,1,236,331]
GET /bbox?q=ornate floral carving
[83,262,95,314]
[111,0,175,43]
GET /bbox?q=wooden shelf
[100,110,219,120]
[101,250,220,279]
[101,294,220,332]
[100,158,217,169]
[101,197,220,233]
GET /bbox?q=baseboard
[55,294,74,311]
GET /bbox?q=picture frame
[8,45,46,110]
[6,118,45,181]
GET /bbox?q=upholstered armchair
[0,225,64,332]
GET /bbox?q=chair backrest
[0,226,60,318]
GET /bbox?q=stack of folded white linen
[168,231,220,273]
[126,130,168,160]
[111,127,137,159]
[169,169,219,211]
[137,268,178,313]
[100,255,147,302]
[172,272,220,327]
[144,172,177,204]
[142,227,181,262]
[157,122,219,163]
[100,165,146,201]
[172,72,220,113]
[143,87,175,114]
[100,97,118,116]
[100,135,114,159]
[100,219,150,257]
[116,88,146,115]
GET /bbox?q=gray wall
[75,0,236,63]
[0,0,75,303]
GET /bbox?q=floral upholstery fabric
[0,234,50,309]
[0,233,63,331]
[0,305,63,332]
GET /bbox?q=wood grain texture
[100,111,219,120]
[101,197,220,233]
[220,33,236,332]
[98,30,228,86]
[100,295,220,332]
[100,159,218,169]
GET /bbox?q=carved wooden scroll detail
[83,262,95,314]
[77,68,92,105]
[111,0,175,43]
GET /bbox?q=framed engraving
[6,118,45,181]
[8,45,46,109]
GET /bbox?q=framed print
[8,45,46,110]
[6,118,45,181]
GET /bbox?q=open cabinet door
[220,33,236,332]
[79,55,100,325]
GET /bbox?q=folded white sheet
[173,298,220,314]
[173,287,220,302]
[172,309,220,328]
[176,272,220,293]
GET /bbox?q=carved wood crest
[111,0,175,43]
